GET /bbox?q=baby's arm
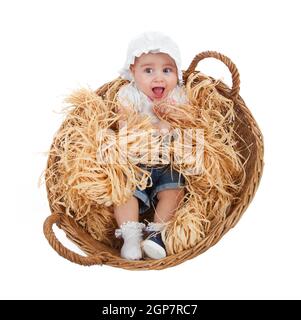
[116,105,126,119]
[115,105,128,129]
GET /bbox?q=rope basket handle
[184,51,240,100]
[43,213,105,266]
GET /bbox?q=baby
[114,32,187,260]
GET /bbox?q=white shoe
[115,221,145,260]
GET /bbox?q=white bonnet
[119,31,182,84]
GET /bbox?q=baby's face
[130,53,178,103]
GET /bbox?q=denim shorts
[134,164,185,214]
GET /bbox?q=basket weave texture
[43,51,264,270]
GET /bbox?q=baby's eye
[144,68,153,74]
[163,68,173,74]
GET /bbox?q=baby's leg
[154,188,184,223]
[114,196,144,260]
[142,188,184,259]
[114,196,139,226]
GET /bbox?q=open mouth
[152,87,165,98]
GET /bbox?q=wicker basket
[43,51,264,270]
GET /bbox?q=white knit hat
[119,31,182,84]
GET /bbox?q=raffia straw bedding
[46,72,246,255]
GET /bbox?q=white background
[0,0,300,300]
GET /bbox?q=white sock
[115,221,145,260]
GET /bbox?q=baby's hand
[153,103,170,118]
[153,98,178,118]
